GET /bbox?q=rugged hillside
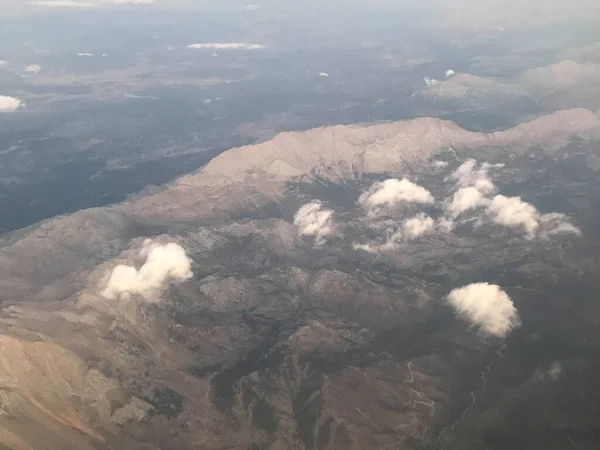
[0,110,599,449]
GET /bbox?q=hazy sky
[0,0,599,32]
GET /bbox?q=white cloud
[354,213,434,254]
[318,72,329,77]
[403,213,435,239]
[245,4,261,10]
[443,159,502,221]
[448,159,501,194]
[424,76,439,87]
[380,230,404,251]
[446,282,520,338]
[0,60,7,65]
[486,195,540,238]
[443,160,580,240]
[353,228,404,254]
[77,52,94,56]
[102,241,193,301]
[445,69,456,78]
[534,361,563,382]
[352,242,378,254]
[539,212,581,238]
[24,64,41,74]
[188,43,265,50]
[359,178,434,216]
[448,186,486,218]
[437,217,455,232]
[293,201,336,245]
[0,96,22,113]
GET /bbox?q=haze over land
[1,1,600,449]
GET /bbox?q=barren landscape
[1,1,600,449]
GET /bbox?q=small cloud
[0,96,22,113]
[352,242,379,254]
[533,361,563,382]
[447,282,521,338]
[188,43,265,50]
[353,213,434,254]
[245,4,261,10]
[437,217,455,232]
[359,178,434,216]
[102,53,109,57]
[446,160,505,224]
[448,186,486,218]
[102,241,193,301]
[380,230,404,251]
[547,362,563,380]
[539,212,581,238]
[294,201,337,245]
[433,160,449,169]
[318,72,329,77]
[486,195,540,238]
[445,69,456,78]
[447,159,501,195]
[353,228,404,254]
[24,64,41,74]
[424,76,439,87]
[0,60,7,65]
[77,52,94,57]
[403,213,435,239]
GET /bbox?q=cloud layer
[447,282,521,338]
[293,201,336,245]
[102,241,193,301]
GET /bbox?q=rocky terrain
[0,108,599,450]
